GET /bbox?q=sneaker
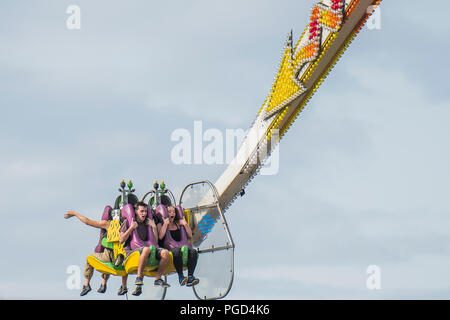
[117,285,128,296]
[132,285,142,296]
[186,276,199,287]
[179,274,188,286]
[154,279,171,288]
[80,284,92,296]
[135,276,144,286]
[97,283,107,293]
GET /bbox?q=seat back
[121,204,158,250]
[114,193,139,209]
[94,205,112,253]
[154,204,191,250]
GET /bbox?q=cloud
[1,0,450,300]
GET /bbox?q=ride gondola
[86,179,235,300]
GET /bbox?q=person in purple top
[120,201,170,296]
[157,205,199,287]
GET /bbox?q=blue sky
[1,0,450,299]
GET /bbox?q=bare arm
[158,218,170,241]
[64,211,109,230]
[179,218,193,239]
[147,219,159,244]
[157,223,163,240]
[120,220,137,244]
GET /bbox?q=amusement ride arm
[213,0,383,213]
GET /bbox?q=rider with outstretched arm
[64,210,129,296]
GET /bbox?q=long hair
[166,205,179,223]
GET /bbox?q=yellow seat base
[87,255,127,277]
[124,251,182,277]
[89,250,186,277]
